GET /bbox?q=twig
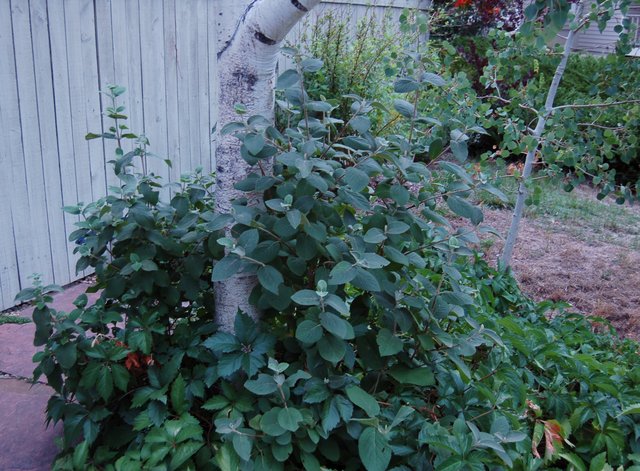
[551,99,640,112]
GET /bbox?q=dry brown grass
[480,205,640,340]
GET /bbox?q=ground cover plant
[0,314,30,325]
[19,66,640,470]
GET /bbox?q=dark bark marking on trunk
[231,69,258,89]
[291,0,309,12]
[217,0,259,59]
[254,30,277,45]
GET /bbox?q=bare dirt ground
[479,198,640,340]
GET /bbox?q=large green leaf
[317,334,346,364]
[394,77,420,93]
[296,320,323,344]
[344,167,369,192]
[329,261,357,285]
[446,196,483,225]
[260,408,287,437]
[393,99,415,118]
[245,374,278,395]
[291,290,320,306]
[388,366,435,386]
[276,69,300,89]
[211,256,242,282]
[277,407,303,432]
[346,385,380,418]
[56,343,77,369]
[171,375,188,415]
[422,72,446,87]
[257,265,284,295]
[97,367,114,401]
[376,329,403,356]
[358,427,391,471]
[233,434,253,461]
[619,403,640,416]
[320,312,354,340]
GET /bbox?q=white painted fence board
[47,0,83,280]
[110,0,136,156]
[140,0,170,184]
[187,4,202,172]
[175,0,195,177]
[64,0,95,281]
[0,0,22,306]
[30,0,70,285]
[163,0,181,185]
[80,0,107,201]
[11,0,54,286]
[94,0,119,190]
[124,0,145,151]
[208,0,218,176]
[197,0,212,172]
[64,1,93,216]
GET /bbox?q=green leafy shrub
[288,9,496,162]
[22,75,640,471]
[544,54,640,192]
[290,8,413,130]
[460,32,640,198]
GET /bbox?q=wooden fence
[0,0,428,311]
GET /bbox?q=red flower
[125,352,141,370]
[454,0,472,7]
[124,352,154,371]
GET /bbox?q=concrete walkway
[0,282,97,471]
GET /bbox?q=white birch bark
[500,2,583,267]
[214,0,320,330]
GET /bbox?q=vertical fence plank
[64,1,93,212]
[0,0,22,306]
[47,0,82,282]
[10,0,55,287]
[163,0,181,185]
[175,0,193,178]
[139,0,170,187]
[187,4,201,171]
[197,0,211,173]
[110,0,135,154]
[208,0,218,175]
[79,0,106,200]
[95,0,120,190]
[125,0,144,148]
[30,0,70,285]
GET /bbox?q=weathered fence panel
[0,0,219,309]
[0,0,427,311]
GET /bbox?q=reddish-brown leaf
[543,420,564,457]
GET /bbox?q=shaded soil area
[480,207,640,340]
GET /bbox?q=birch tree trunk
[500,2,583,267]
[214,0,320,330]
